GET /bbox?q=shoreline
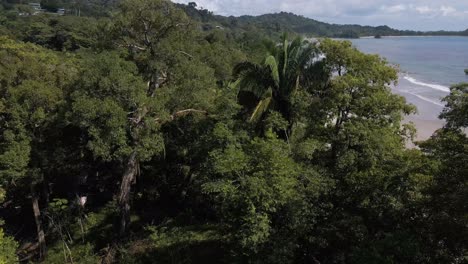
[359,35,468,39]
[392,75,446,144]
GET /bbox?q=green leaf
[249,96,272,123]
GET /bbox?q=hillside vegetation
[0,0,467,263]
[177,4,468,38]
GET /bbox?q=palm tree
[233,35,321,128]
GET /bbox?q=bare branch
[179,50,194,59]
[120,43,147,51]
[173,109,208,118]
[155,109,209,124]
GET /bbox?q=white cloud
[381,4,407,13]
[440,5,456,16]
[415,6,433,14]
[172,0,468,31]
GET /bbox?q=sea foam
[403,76,450,93]
[408,93,445,107]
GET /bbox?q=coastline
[350,37,468,144]
[348,36,467,146]
[392,74,446,144]
[359,35,468,39]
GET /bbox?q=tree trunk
[117,152,138,236]
[31,186,46,260]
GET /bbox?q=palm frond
[237,75,268,98]
[249,96,272,123]
[233,61,270,98]
[262,39,278,57]
[289,37,303,55]
[297,45,317,68]
[233,61,259,79]
[294,75,300,93]
[264,55,280,87]
[282,36,289,78]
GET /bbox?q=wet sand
[392,75,447,146]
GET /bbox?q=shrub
[0,228,18,264]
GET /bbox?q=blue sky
[172,0,468,31]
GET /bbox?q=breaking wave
[403,76,450,93]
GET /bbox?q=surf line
[403,75,450,93]
[410,93,445,107]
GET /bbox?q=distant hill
[177,4,468,38]
[3,0,466,38]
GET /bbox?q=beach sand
[405,116,444,140]
[391,75,447,147]
[403,117,444,148]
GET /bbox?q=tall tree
[233,35,322,128]
[102,0,188,236]
[110,0,190,97]
[291,39,420,263]
[418,82,468,262]
[440,82,468,128]
[101,0,219,236]
[0,37,75,260]
[315,39,415,164]
[68,52,166,236]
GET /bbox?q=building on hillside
[28,2,41,10]
[28,2,42,15]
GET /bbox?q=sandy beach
[404,116,444,141]
[350,36,468,147]
[392,75,447,146]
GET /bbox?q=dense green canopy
[0,1,466,263]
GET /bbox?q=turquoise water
[351,36,468,121]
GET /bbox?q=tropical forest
[0,0,467,263]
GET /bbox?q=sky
[171,0,468,31]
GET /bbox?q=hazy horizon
[172,0,468,31]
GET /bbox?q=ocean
[351,36,468,122]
